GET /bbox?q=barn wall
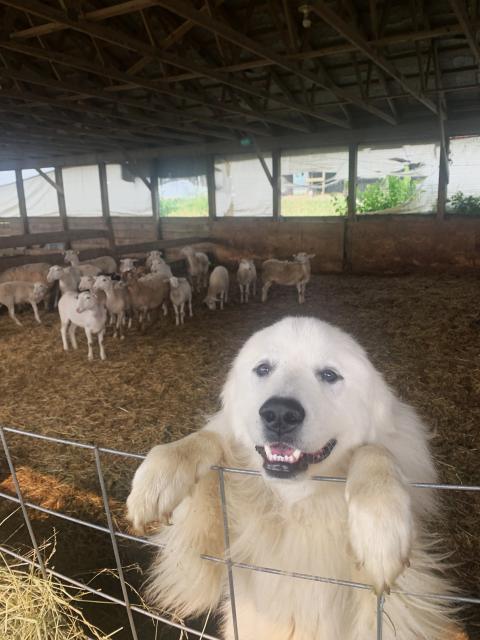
[1,215,480,273]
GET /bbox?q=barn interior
[0,1,479,639]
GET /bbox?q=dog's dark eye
[317,368,342,384]
[254,362,272,377]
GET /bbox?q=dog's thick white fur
[127,317,458,640]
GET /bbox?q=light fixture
[299,4,312,28]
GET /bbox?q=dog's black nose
[259,396,305,437]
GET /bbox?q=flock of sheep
[0,246,315,361]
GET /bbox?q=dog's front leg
[126,430,224,535]
[346,444,413,594]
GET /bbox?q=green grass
[159,195,208,217]
[281,194,346,217]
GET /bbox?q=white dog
[127,317,461,640]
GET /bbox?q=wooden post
[347,143,358,219]
[98,162,115,251]
[15,169,29,235]
[437,136,449,220]
[206,154,217,220]
[151,159,162,240]
[55,167,70,248]
[272,149,281,218]
[344,143,358,273]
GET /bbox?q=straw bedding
[0,273,478,637]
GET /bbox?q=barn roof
[0,0,479,168]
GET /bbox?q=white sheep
[64,249,116,274]
[204,266,229,310]
[79,275,95,291]
[150,260,173,279]
[261,252,315,304]
[237,259,257,303]
[93,275,130,339]
[0,281,48,326]
[47,265,80,295]
[0,262,50,285]
[146,250,164,271]
[180,246,210,292]
[58,291,107,361]
[168,277,193,326]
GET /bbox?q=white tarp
[22,168,59,217]
[0,171,20,217]
[106,164,152,216]
[215,153,273,217]
[448,136,480,198]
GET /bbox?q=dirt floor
[0,273,479,639]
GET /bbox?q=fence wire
[0,424,479,640]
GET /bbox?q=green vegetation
[357,173,417,214]
[159,195,208,217]
[281,193,347,217]
[447,191,480,215]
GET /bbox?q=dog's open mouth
[255,439,337,478]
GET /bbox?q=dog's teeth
[264,444,272,459]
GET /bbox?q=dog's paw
[126,431,224,535]
[346,468,413,594]
[126,443,197,535]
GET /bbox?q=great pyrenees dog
[127,317,461,640]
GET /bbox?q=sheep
[150,260,173,279]
[180,246,210,292]
[237,259,257,303]
[168,277,193,326]
[63,249,102,277]
[93,275,130,339]
[126,273,169,330]
[64,249,116,275]
[47,265,80,295]
[0,262,50,286]
[79,275,95,291]
[0,281,48,326]
[146,250,164,271]
[58,291,107,361]
[204,266,229,310]
[261,252,315,304]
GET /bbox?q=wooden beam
[10,0,158,39]
[309,2,438,115]
[347,143,358,219]
[0,228,109,250]
[449,0,480,66]
[98,162,115,251]
[251,135,274,186]
[206,154,217,219]
[0,40,310,134]
[15,168,28,235]
[272,149,281,218]
[154,0,396,126]
[34,167,63,194]
[437,137,449,220]
[151,159,161,240]
[54,166,69,247]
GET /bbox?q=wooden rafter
[448,0,480,66]
[153,0,396,125]
[309,1,438,115]
[1,0,348,130]
[34,167,63,194]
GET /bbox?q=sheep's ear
[308,254,316,259]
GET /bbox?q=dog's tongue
[270,444,295,456]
